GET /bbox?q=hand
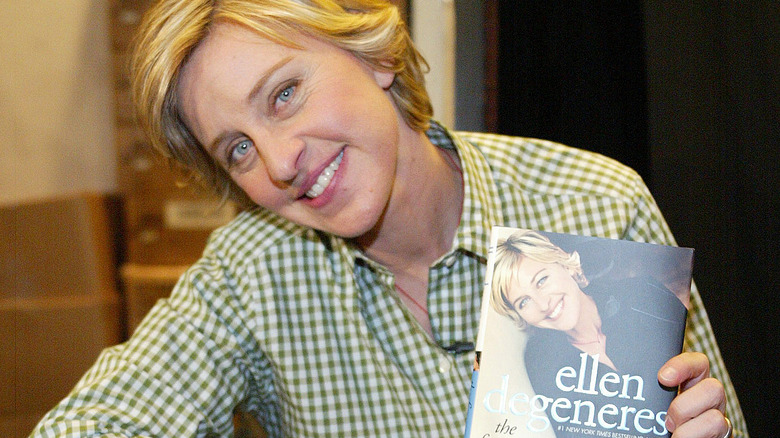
[658,352,731,438]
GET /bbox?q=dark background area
[469,1,778,435]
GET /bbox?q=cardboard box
[122,196,235,266]
[0,194,122,437]
[0,295,121,437]
[121,263,188,334]
[0,194,120,300]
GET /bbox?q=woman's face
[178,23,401,238]
[505,257,587,332]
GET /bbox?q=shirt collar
[339,121,501,267]
[426,121,500,262]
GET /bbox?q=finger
[666,377,726,430]
[670,408,729,438]
[659,352,710,390]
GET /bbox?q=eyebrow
[246,56,294,106]
[530,268,546,286]
[508,268,545,308]
[205,131,236,160]
[204,56,295,156]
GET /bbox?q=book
[464,226,693,438]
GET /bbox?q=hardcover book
[465,227,693,438]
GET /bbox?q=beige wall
[0,0,456,206]
[411,0,456,128]
[0,0,115,206]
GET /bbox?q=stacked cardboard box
[120,263,187,334]
[0,194,122,437]
[110,0,238,268]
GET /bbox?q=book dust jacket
[465,227,693,438]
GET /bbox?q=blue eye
[276,84,295,103]
[536,275,548,288]
[229,139,253,164]
[516,296,531,310]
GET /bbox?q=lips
[547,298,564,320]
[305,150,344,198]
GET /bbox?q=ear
[564,252,588,286]
[372,68,395,90]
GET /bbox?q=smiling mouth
[305,150,344,198]
[547,299,563,320]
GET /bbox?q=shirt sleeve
[624,177,750,437]
[29,259,256,437]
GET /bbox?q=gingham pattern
[31,122,747,437]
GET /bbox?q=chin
[316,216,378,240]
[292,193,389,239]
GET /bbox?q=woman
[32,0,741,437]
[491,229,690,435]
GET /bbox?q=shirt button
[444,255,456,267]
[437,356,452,374]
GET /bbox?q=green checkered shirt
[32,122,747,437]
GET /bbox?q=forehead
[177,22,342,136]
[182,23,298,86]
[177,24,285,133]
[178,21,362,103]
[515,256,548,272]
[510,257,567,283]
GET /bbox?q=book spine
[463,366,479,438]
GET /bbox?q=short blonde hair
[132,0,432,206]
[490,230,588,328]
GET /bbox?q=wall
[453,0,485,132]
[0,0,115,206]
[644,3,779,434]
[411,0,456,128]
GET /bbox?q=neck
[565,293,617,370]
[353,126,463,275]
[566,294,604,346]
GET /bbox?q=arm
[30,260,258,437]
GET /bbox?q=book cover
[465,226,693,438]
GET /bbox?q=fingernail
[660,367,676,381]
[665,416,676,432]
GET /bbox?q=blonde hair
[131,0,432,206]
[490,230,588,328]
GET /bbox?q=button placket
[437,354,452,374]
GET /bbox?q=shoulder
[163,208,337,334]
[452,130,669,240]
[455,131,645,200]
[192,207,332,282]
[591,276,687,323]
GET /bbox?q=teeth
[306,151,343,198]
[549,300,563,319]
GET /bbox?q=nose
[539,295,552,312]
[257,132,305,185]
[531,290,552,313]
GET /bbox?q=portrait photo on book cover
[467,227,693,438]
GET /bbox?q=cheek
[518,304,544,325]
[232,170,284,209]
[564,282,582,299]
[566,290,584,313]
[318,67,397,127]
